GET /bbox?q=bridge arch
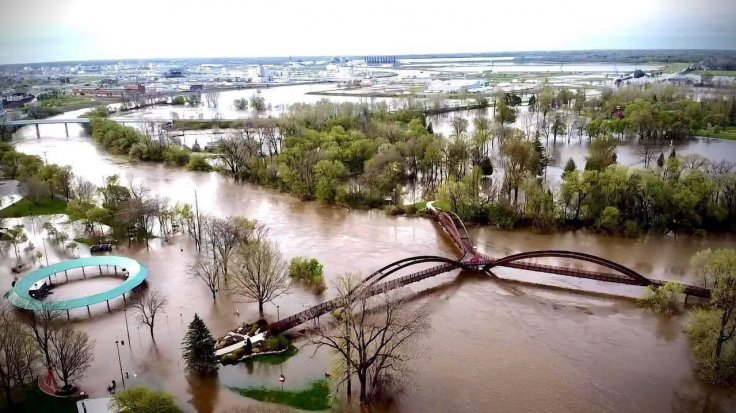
[483,250,652,286]
[359,255,480,290]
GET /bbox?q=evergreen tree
[182,314,218,375]
[657,152,665,168]
[669,145,677,159]
[426,122,434,134]
[528,95,537,111]
[562,158,576,178]
[531,136,548,176]
[244,337,253,355]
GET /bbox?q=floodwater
[427,107,736,183]
[3,106,736,412]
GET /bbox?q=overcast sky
[1,0,734,64]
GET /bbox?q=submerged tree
[133,290,168,342]
[310,273,429,404]
[230,240,289,315]
[182,314,218,375]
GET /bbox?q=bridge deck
[221,203,712,340]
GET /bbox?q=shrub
[186,154,212,171]
[639,282,685,314]
[163,146,191,166]
[220,353,239,365]
[172,96,186,105]
[288,257,325,288]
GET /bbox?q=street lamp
[123,309,131,344]
[115,340,126,390]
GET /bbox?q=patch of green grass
[0,197,68,218]
[0,385,77,413]
[39,96,92,109]
[253,345,298,365]
[230,379,331,411]
[696,126,736,141]
[692,70,736,77]
[661,62,690,74]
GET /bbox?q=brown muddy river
[2,110,736,412]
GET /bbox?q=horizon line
[3,47,736,67]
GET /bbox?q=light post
[42,237,49,266]
[115,340,126,390]
[277,305,280,322]
[123,309,131,344]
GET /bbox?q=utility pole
[115,340,126,390]
[194,190,202,252]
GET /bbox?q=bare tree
[638,136,660,170]
[204,216,267,278]
[230,240,289,315]
[188,251,221,301]
[48,326,94,390]
[23,301,63,367]
[309,274,429,404]
[73,177,97,202]
[133,290,168,342]
[0,307,41,404]
[205,91,220,108]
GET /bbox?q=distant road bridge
[264,204,710,335]
[0,117,249,138]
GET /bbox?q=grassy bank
[251,345,298,365]
[230,379,331,411]
[172,118,279,131]
[692,70,736,78]
[0,197,68,218]
[697,126,736,141]
[0,385,77,413]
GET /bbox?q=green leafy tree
[111,387,182,413]
[585,135,617,171]
[685,249,736,383]
[182,314,218,375]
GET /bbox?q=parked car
[90,243,113,253]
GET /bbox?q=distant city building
[165,69,184,78]
[248,65,272,83]
[364,56,397,66]
[190,84,204,91]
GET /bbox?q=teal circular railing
[7,256,147,311]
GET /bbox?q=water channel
[3,84,736,412]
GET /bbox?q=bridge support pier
[86,305,91,316]
[64,123,69,137]
[66,309,70,320]
[35,124,40,139]
[107,300,111,312]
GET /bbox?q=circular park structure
[8,256,147,317]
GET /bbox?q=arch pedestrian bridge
[8,256,147,317]
[264,206,711,335]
